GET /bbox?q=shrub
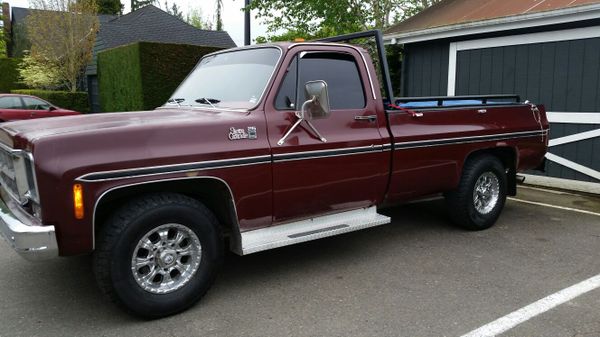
[10,89,90,113]
[98,42,223,112]
[0,58,26,93]
[98,43,144,112]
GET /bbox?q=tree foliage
[131,0,155,11]
[0,2,6,57]
[186,8,213,30]
[24,0,99,92]
[97,0,122,15]
[247,0,442,41]
[164,0,183,19]
[18,54,62,89]
[215,0,223,30]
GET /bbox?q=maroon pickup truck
[0,31,548,317]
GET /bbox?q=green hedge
[0,58,25,93]
[11,89,90,113]
[98,42,223,112]
[98,43,144,112]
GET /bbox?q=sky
[5,0,271,46]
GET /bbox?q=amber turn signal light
[73,184,84,219]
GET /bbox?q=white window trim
[385,4,600,45]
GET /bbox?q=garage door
[451,32,600,184]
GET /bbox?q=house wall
[402,41,448,97]
[402,26,600,188]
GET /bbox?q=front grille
[0,146,19,200]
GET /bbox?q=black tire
[444,155,507,230]
[93,193,223,318]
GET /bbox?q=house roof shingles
[86,5,236,75]
[97,5,235,50]
[385,0,600,35]
[10,5,236,75]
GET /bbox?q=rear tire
[93,193,222,318]
[444,155,507,230]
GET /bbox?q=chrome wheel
[131,223,202,294]
[473,172,500,214]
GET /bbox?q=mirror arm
[277,118,303,146]
[277,99,312,146]
[305,120,327,143]
[278,98,327,146]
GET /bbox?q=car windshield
[166,47,281,110]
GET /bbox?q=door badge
[229,127,257,140]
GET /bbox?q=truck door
[264,46,389,224]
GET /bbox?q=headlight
[0,144,41,217]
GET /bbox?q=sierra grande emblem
[229,127,257,140]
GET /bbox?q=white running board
[239,206,391,255]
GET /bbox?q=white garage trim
[547,112,600,124]
[447,26,600,96]
[545,153,600,181]
[548,128,600,147]
[385,4,600,45]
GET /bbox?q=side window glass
[0,97,23,109]
[298,52,365,110]
[275,56,298,110]
[23,97,50,110]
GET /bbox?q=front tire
[445,155,507,230]
[93,193,222,318]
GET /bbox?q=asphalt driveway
[0,185,599,337]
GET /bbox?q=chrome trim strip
[288,42,377,100]
[273,145,384,162]
[80,146,388,182]
[386,103,530,113]
[78,155,272,182]
[92,176,241,252]
[394,130,548,150]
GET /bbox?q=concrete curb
[520,174,600,195]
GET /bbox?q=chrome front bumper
[0,191,57,261]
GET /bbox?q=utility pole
[244,0,251,45]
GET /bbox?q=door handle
[354,115,377,122]
[477,109,487,114]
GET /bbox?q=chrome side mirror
[304,80,330,120]
[278,80,330,146]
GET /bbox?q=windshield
[166,47,281,110]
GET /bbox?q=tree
[97,0,122,15]
[164,0,182,19]
[24,0,99,92]
[18,54,62,89]
[186,8,213,30]
[247,0,441,41]
[215,0,223,31]
[131,0,155,11]
[0,2,6,57]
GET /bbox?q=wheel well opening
[465,147,517,196]
[94,179,239,242]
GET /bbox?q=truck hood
[0,108,243,149]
